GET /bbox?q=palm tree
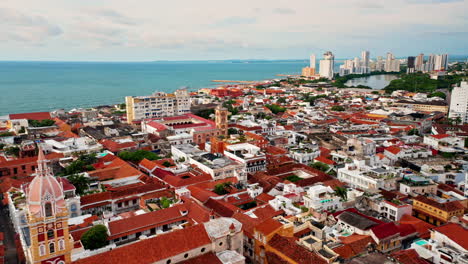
[455,116,462,125]
[334,186,348,201]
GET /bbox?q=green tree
[213,182,233,195]
[5,146,20,157]
[408,128,420,136]
[81,225,109,250]
[428,91,446,99]
[277,97,287,104]
[28,119,56,127]
[265,104,286,114]
[67,174,90,195]
[334,186,348,201]
[118,150,161,162]
[228,128,238,135]
[331,105,345,111]
[162,161,173,167]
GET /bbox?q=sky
[0,0,467,61]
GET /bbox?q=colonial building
[21,149,74,264]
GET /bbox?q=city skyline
[1,0,467,61]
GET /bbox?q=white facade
[303,185,342,212]
[125,89,191,123]
[310,54,316,69]
[449,81,468,124]
[337,163,399,191]
[319,51,335,79]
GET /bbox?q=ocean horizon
[1,56,466,116]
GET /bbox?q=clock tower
[25,148,73,264]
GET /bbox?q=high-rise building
[384,52,400,72]
[375,56,384,71]
[310,54,316,69]
[319,51,335,79]
[125,89,191,123]
[361,50,370,67]
[435,54,449,71]
[415,53,424,71]
[407,56,416,73]
[301,67,316,77]
[23,148,74,264]
[361,50,370,74]
[449,81,468,124]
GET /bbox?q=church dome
[27,148,66,217]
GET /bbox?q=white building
[319,51,335,79]
[337,163,400,191]
[40,137,102,156]
[310,54,316,69]
[378,200,412,222]
[303,185,342,212]
[224,143,266,174]
[449,81,468,124]
[125,89,191,123]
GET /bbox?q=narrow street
[0,204,18,264]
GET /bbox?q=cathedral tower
[25,148,73,264]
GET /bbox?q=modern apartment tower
[310,54,316,68]
[434,54,449,71]
[415,53,424,71]
[448,81,468,124]
[361,50,370,73]
[125,89,191,123]
[407,56,416,73]
[319,51,335,79]
[384,52,400,72]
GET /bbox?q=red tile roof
[268,234,327,264]
[255,218,283,236]
[371,222,400,240]
[108,204,189,239]
[432,223,468,250]
[430,134,450,139]
[385,146,401,155]
[334,234,374,259]
[314,156,336,165]
[391,249,431,264]
[74,224,212,264]
[9,112,51,120]
[398,214,434,239]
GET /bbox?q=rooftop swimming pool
[414,239,428,246]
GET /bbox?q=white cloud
[0,8,62,44]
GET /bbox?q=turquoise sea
[0,60,309,115]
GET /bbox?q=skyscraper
[361,50,370,74]
[385,52,399,72]
[319,51,335,79]
[435,54,449,71]
[415,53,424,71]
[310,54,316,69]
[407,56,415,73]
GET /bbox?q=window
[59,239,65,251]
[184,253,189,258]
[39,244,46,256]
[201,248,206,253]
[219,242,223,246]
[166,260,171,264]
[49,242,55,253]
[47,229,54,239]
[44,203,53,217]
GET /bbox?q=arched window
[59,239,65,251]
[44,202,53,217]
[49,242,55,253]
[39,244,46,256]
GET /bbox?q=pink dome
[27,148,66,217]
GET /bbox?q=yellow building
[301,67,316,77]
[24,149,73,264]
[394,100,448,113]
[412,195,465,226]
